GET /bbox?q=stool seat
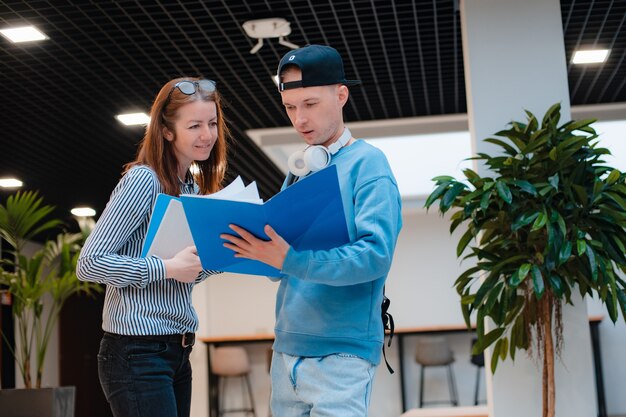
[415,337,458,408]
[415,337,455,366]
[211,346,256,416]
[212,346,251,376]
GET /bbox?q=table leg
[590,321,606,417]
[207,344,219,417]
[398,333,407,412]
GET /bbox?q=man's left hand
[221,224,290,270]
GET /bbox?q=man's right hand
[163,246,203,283]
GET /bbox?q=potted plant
[0,190,101,416]
[425,103,626,417]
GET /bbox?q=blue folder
[181,165,350,277]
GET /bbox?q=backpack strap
[381,287,395,374]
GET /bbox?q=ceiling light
[71,207,96,217]
[572,49,609,64]
[0,26,48,43]
[0,178,23,188]
[272,75,279,86]
[242,18,299,54]
[116,112,150,126]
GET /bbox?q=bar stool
[414,337,459,407]
[211,346,257,416]
[470,337,485,405]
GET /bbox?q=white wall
[189,208,626,417]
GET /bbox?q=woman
[77,77,228,417]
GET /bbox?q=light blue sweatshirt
[273,139,403,365]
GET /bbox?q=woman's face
[164,100,218,177]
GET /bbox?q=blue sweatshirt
[273,139,403,365]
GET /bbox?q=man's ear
[337,85,349,107]
[163,127,174,141]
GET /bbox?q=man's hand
[221,224,290,270]
[163,246,203,283]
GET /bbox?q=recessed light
[116,112,150,126]
[0,178,23,188]
[572,49,610,64]
[71,207,96,217]
[0,26,48,43]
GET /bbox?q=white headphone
[287,128,352,177]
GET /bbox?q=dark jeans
[97,333,194,417]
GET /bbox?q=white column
[460,1,597,416]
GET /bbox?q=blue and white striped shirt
[77,165,218,335]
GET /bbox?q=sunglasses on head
[164,79,216,107]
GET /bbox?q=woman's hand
[163,246,203,283]
[221,224,289,270]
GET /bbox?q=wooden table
[200,316,606,417]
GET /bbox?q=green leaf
[509,263,531,287]
[541,103,561,127]
[473,327,506,354]
[572,185,588,206]
[457,228,475,257]
[531,211,548,231]
[512,180,538,196]
[561,118,597,134]
[617,290,626,321]
[425,183,449,208]
[606,169,621,185]
[549,147,558,161]
[441,182,467,212]
[496,181,513,204]
[531,265,545,298]
[604,192,626,212]
[491,339,502,373]
[432,175,456,183]
[512,212,540,232]
[577,239,587,256]
[484,138,518,155]
[548,173,559,190]
[499,337,509,360]
[480,190,492,210]
[586,245,598,282]
[549,274,564,297]
[559,241,572,265]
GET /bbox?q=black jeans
[97,332,194,417]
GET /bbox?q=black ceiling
[1,0,624,230]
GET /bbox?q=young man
[221,44,402,416]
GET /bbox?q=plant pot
[0,386,75,417]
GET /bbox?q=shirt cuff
[280,246,310,279]
[145,256,167,283]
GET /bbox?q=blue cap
[277,44,361,92]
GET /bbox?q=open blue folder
[142,165,350,277]
[182,164,349,277]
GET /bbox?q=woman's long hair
[125,77,229,195]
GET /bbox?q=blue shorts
[270,351,376,417]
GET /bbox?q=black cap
[277,44,361,92]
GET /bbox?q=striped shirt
[77,165,218,335]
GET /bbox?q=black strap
[381,289,395,374]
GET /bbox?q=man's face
[280,68,349,148]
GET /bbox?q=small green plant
[0,191,101,388]
[425,103,626,417]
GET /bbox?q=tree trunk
[542,295,556,417]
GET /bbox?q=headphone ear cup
[303,146,331,173]
[287,149,310,177]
